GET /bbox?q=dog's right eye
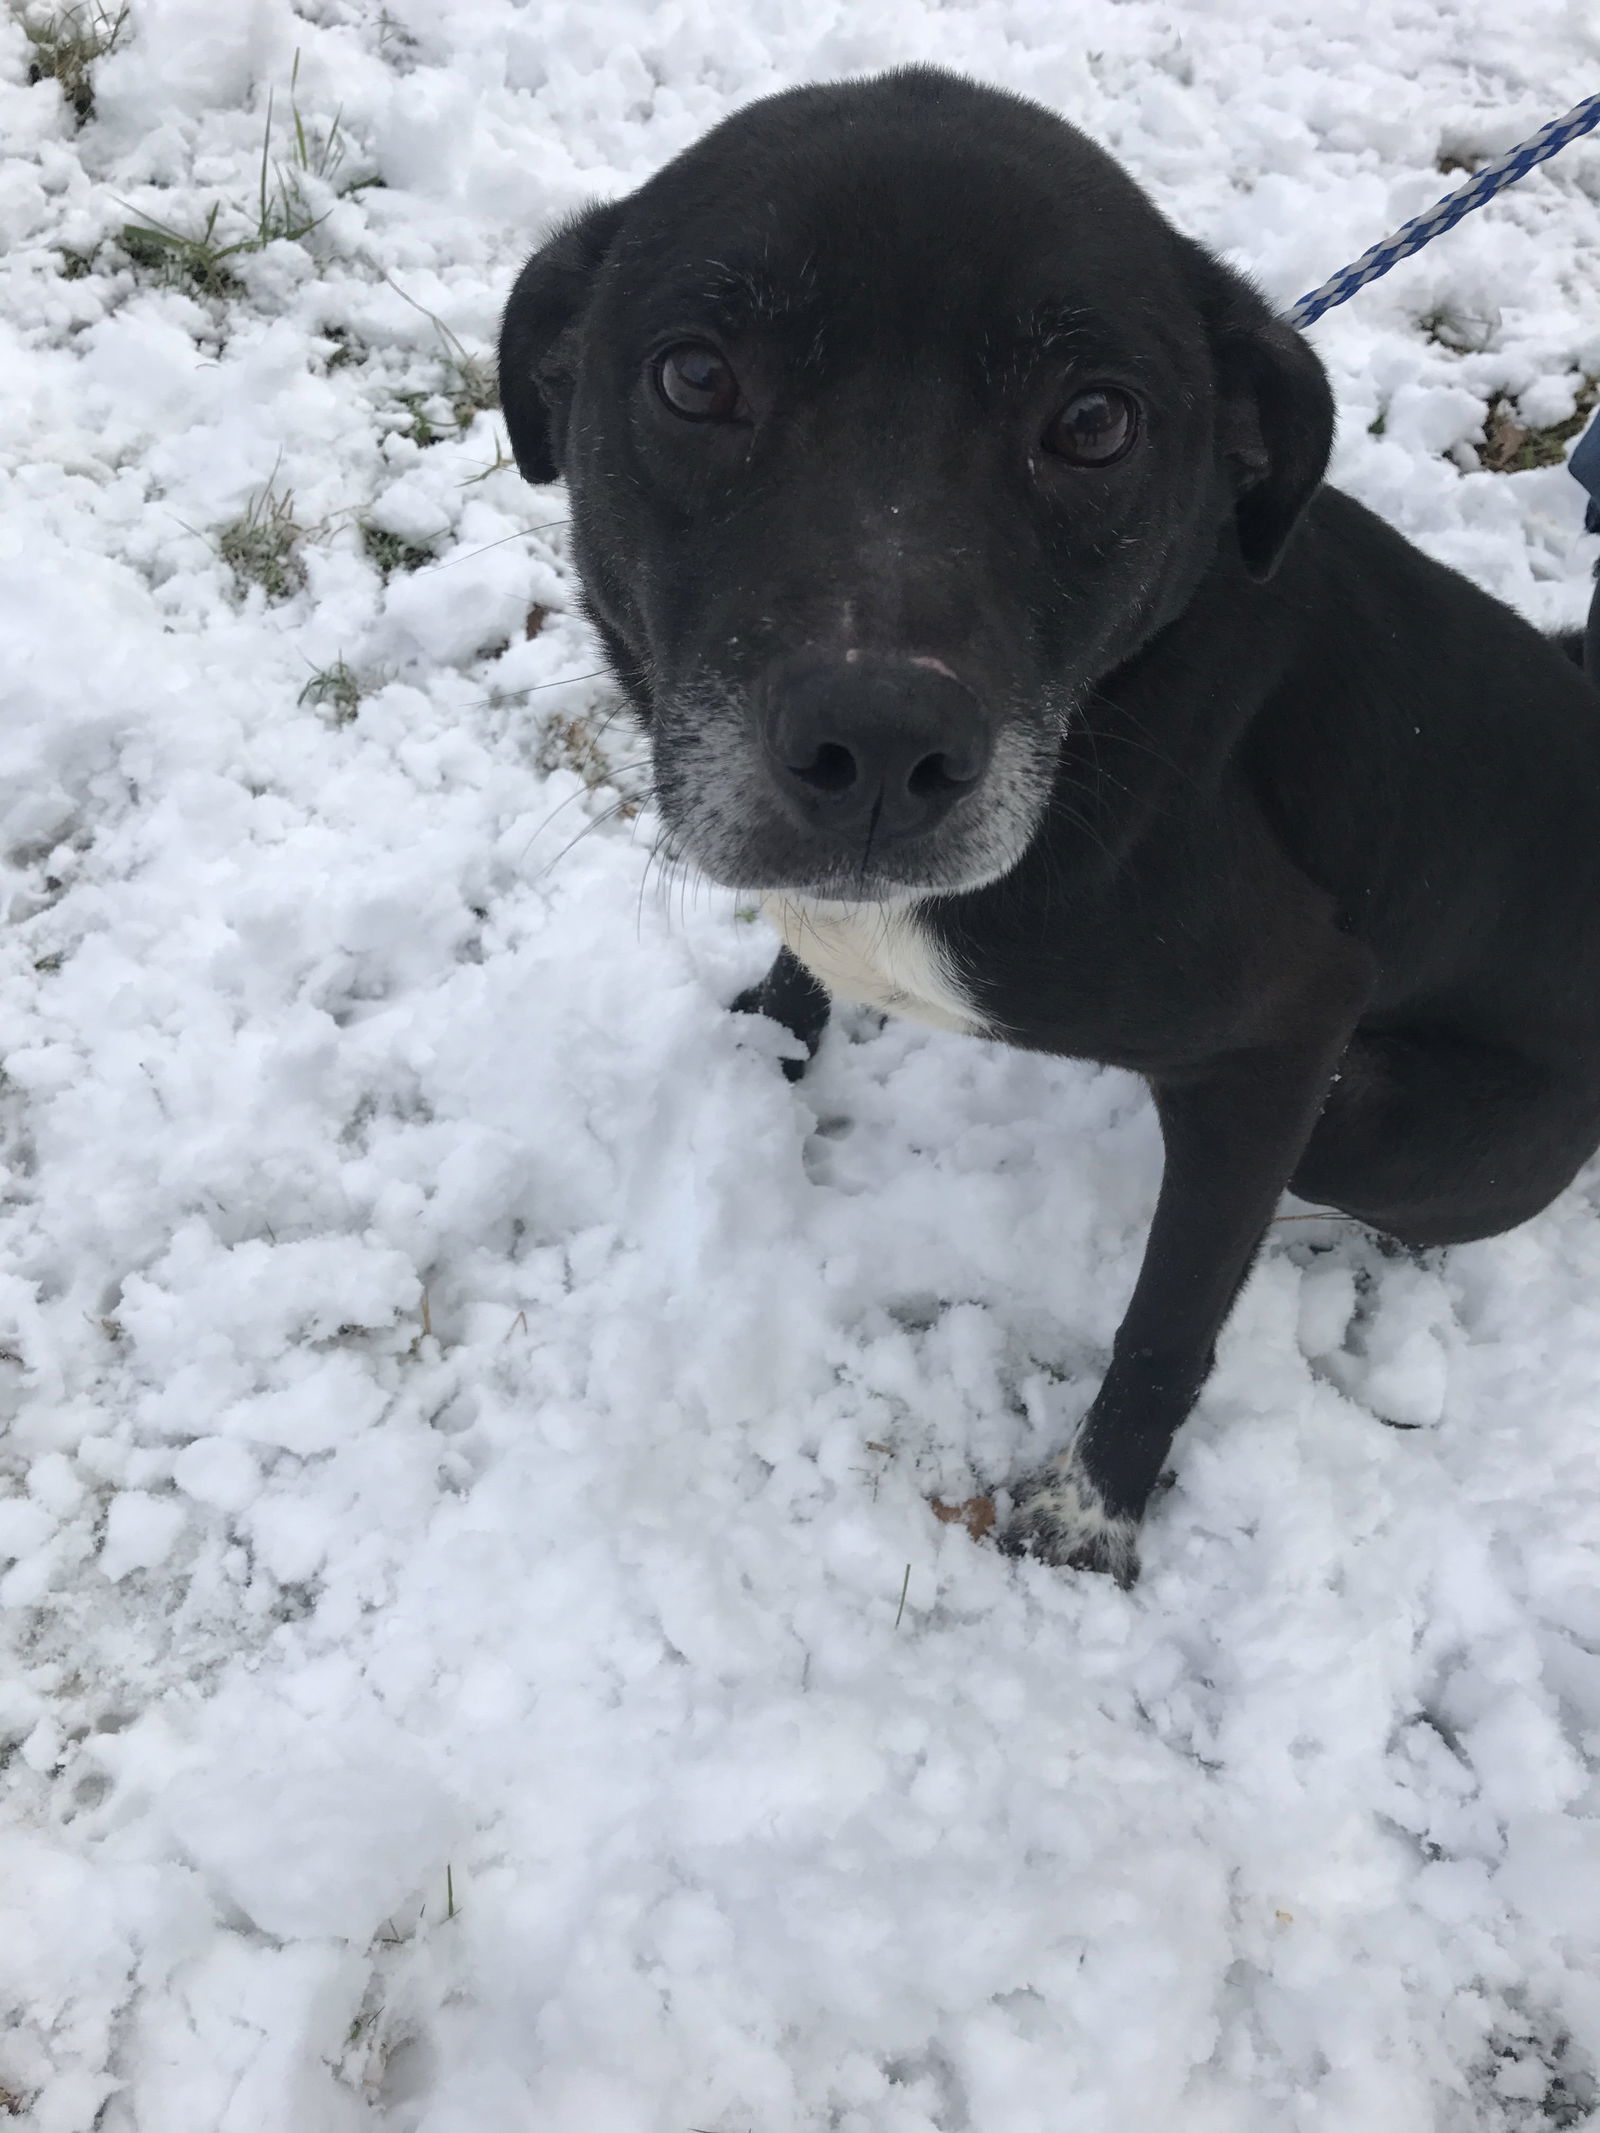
[654,343,744,422]
[1041,387,1140,467]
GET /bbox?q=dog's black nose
[760,656,992,840]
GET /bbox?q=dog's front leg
[732,946,832,1083]
[999,1029,1355,1584]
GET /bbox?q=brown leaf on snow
[930,1494,996,1541]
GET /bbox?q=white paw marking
[1001,1440,1142,1586]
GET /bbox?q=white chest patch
[761,894,984,1037]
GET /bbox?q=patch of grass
[298,658,362,723]
[119,201,251,296]
[118,67,340,298]
[459,432,516,486]
[361,522,435,576]
[444,351,499,430]
[377,8,420,66]
[21,0,128,122]
[1479,382,1598,474]
[286,49,345,186]
[1416,304,1497,355]
[119,172,323,298]
[217,480,306,601]
[392,387,446,446]
[322,326,361,372]
[384,275,500,432]
[535,711,622,793]
[284,48,382,195]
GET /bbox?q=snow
[1,0,1599,2126]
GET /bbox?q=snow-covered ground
[3,0,1600,2125]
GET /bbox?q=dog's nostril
[762,658,993,837]
[907,749,982,797]
[791,741,859,795]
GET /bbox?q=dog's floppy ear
[1202,266,1335,582]
[498,199,625,484]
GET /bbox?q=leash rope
[1286,91,1600,329]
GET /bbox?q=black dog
[500,67,1600,1584]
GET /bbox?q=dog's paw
[730,986,811,1082]
[996,1447,1142,1587]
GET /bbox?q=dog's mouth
[647,664,1062,902]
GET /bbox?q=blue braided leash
[1286,91,1600,330]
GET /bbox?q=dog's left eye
[654,343,744,422]
[1041,387,1140,467]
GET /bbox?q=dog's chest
[761,895,984,1036]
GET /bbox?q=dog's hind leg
[1292,1030,1600,1246]
[733,946,832,1083]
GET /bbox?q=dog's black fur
[500,67,1600,1583]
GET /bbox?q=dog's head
[500,67,1332,902]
